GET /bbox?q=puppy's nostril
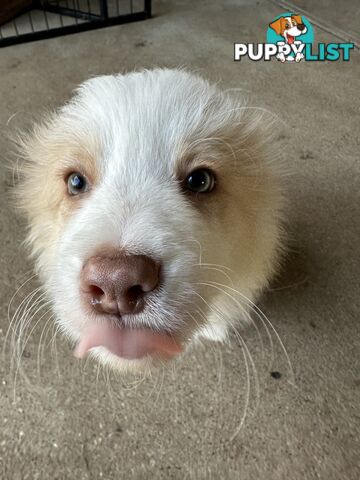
[129,285,143,295]
[88,285,105,302]
[127,285,144,304]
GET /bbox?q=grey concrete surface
[0,1,359,479]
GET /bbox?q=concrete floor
[0,1,359,479]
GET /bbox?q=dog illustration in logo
[269,15,308,62]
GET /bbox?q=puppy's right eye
[184,168,216,193]
[67,172,88,196]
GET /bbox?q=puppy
[15,69,284,372]
[269,15,308,62]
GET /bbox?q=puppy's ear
[269,17,284,35]
[292,15,303,25]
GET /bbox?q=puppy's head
[269,15,307,43]
[15,69,283,372]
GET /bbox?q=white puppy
[15,69,284,372]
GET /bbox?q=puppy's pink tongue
[74,323,182,360]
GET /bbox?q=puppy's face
[270,15,307,43]
[16,69,283,372]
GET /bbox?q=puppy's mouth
[286,33,295,44]
[74,321,183,360]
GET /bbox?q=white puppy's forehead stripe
[284,17,292,27]
[69,70,222,177]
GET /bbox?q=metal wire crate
[0,1,152,47]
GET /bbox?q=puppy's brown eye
[185,169,216,193]
[67,172,88,195]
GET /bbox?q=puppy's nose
[81,253,160,316]
[297,23,306,31]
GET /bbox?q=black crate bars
[0,1,152,47]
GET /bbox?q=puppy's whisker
[176,238,203,264]
[191,307,225,388]
[189,301,229,383]
[14,299,52,367]
[7,271,37,324]
[194,264,235,286]
[13,305,53,385]
[191,290,257,435]
[8,288,46,371]
[194,262,235,273]
[36,312,57,378]
[188,307,224,370]
[210,285,274,368]
[49,323,61,377]
[186,136,238,167]
[205,281,295,385]
[11,308,52,397]
[199,280,273,365]
[211,105,286,129]
[12,293,49,355]
[228,326,251,441]
[229,321,260,411]
[195,281,267,365]
[6,284,43,352]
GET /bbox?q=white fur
[17,69,284,371]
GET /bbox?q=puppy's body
[16,69,284,371]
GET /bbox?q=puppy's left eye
[67,172,88,195]
[184,169,216,193]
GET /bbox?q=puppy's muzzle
[297,23,306,31]
[80,252,160,316]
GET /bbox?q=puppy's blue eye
[67,172,88,195]
[185,169,216,193]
